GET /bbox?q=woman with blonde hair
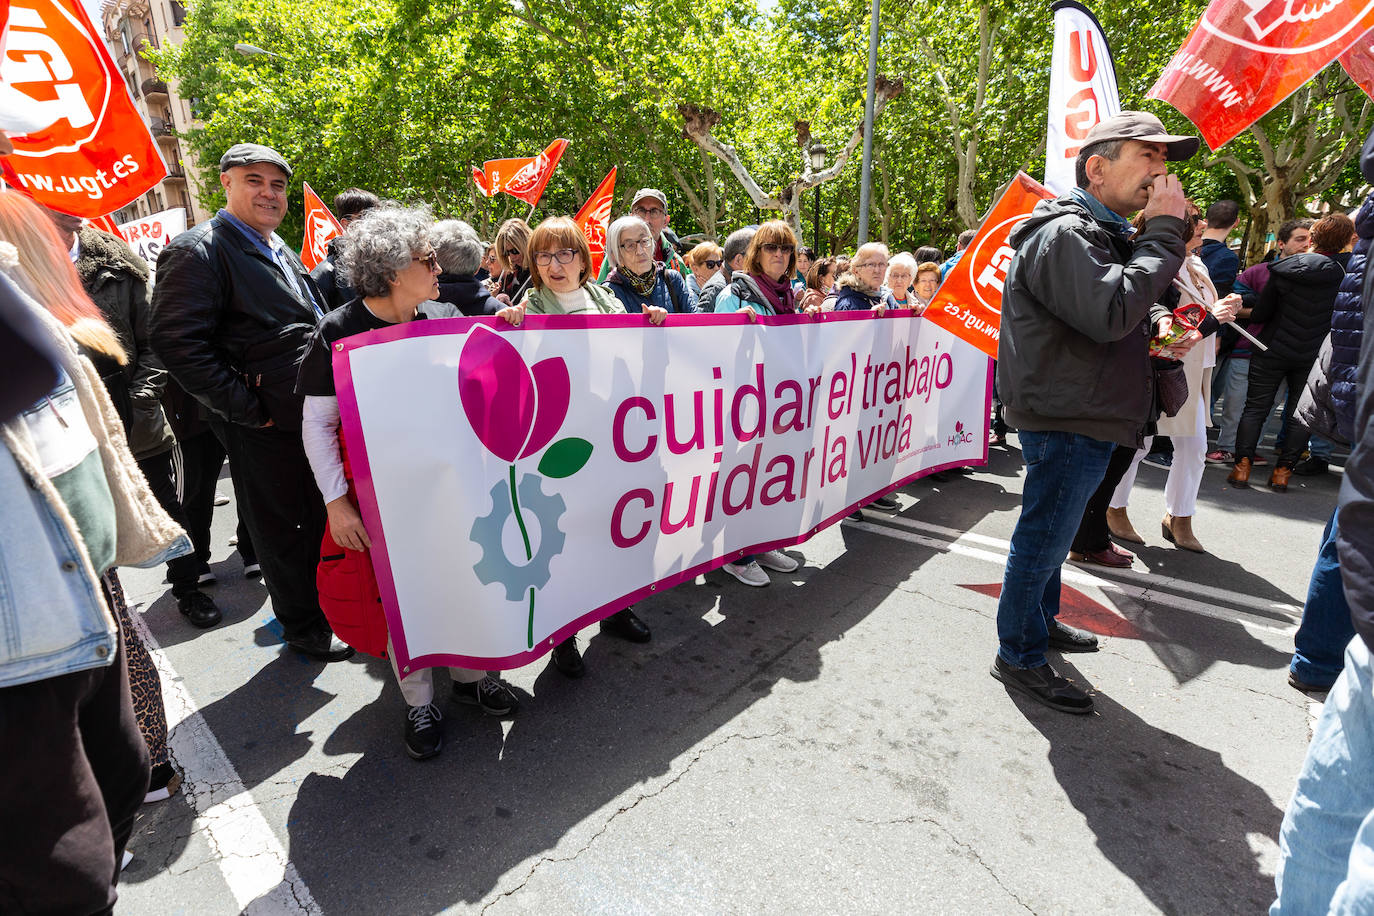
[824,242,890,314]
[491,218,533,306]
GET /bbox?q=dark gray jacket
[996,193,1184,448]
[1339,247,1374,653]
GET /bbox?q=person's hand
[738,305,757,322]
[644,305,668,325]
[1154,315,1174,340]
[1157,329,1202,360]
[497,303,525,326]
[873,302,887,317]
[1140,174,1186,223]
[326,497,371,552]
[1211,293,1242,324]
[799,289,825,313]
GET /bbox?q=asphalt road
[113,435,1337,915]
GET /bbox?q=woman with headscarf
[603,215,697,314]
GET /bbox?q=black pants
[137,448,204,598]
[1235,354,1312,467]
[0,632,149,915]
[1071,443,1139,553]
[211,420,327,642]
[174,429,256,581]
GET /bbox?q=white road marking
[127,608,321,914]
[846,519,1297,635]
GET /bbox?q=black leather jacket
[150,213,325,431]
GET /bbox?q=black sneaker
[990,656,1094,714]
[550,637,585,678]
[143,761,182,803]
[177,591,222,629]
[404,703,443,759]
[870,495,900,511]
[453,675,519,716]
[1292,457,1329,476]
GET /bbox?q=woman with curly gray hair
[296,204,519,761]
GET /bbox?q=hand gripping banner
[1148,0,1374,150]
[923,172,1054,359]
[333,312,992,675]
[1044,1,1121,196]
[0,0,167,216]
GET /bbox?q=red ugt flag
[500,138,568,208]
[573,167,616,278]
[0,0,167,217]
[1148,0,1374,150]
[300,181,343,272]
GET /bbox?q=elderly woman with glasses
[491,218,533,306]
[685,241,724,299]
[297,205,520,761]
[823,242,891,314]
[603,215,697,314]
[496,216,666,676]
[885,253,917,309]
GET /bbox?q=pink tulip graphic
[459,325,590,647]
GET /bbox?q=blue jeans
[1291,508,1356,688]
[996,430,1114,668]
[1272,636,1374,914]
[1311,434,1336,461]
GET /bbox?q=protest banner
[0,0,167,216]
[334,312,991,673]
[299,181,343,271]
[471,138,569,209]
[1148,0,1374,150]
[115,206,185,276]
[573,166,616,277]
[923,172,1054,359]
[1044,1,1120,196]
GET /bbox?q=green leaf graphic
[538,437,592,478]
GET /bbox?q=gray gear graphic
[470,475,566,601]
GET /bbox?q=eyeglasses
[632,207,665,217]
[503,248,522,259]
[704,259,723,269]
[619,237,654,251]
[857,261,888,270]
[762,243,795,255]
[533,248,579,266]
[411,252,439,271]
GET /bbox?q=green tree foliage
[155,0,1369,257]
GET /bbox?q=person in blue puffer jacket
[1287,190,1372,694]
[602,215,697,314]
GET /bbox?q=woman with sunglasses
[298,205,521,761]
[491,218,533,306]
[496,216,666,676]
[685,241,724,300]
[603,216,697,314]
[1098,201,1240,555]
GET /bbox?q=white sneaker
[214,491,230,506]
[121,849,133,871]
[722,560,769,587]
[756,550,800,573]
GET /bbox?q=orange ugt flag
[300,181,344,272]
[573,167,616,277]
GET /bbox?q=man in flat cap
[599,187,691,285]
[150,143,353,662]
[990,111,1201,713]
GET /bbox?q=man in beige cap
[150,143,353,662]
[990,111,1202,714]
[599,187,690,282]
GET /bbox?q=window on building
[143,19,157,48]
[170,1,187,26]
[119,21,132,56]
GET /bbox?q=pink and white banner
[334,312,992,674]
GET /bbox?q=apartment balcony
[141,78,168,99]
[163,168,187,183]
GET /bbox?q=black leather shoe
[286,628,356,662]
[550,637,585,678]
[870,495,900,511]
[1047,620,1099,652]
[990,656,1094,714]
[849,509,864,521]
[177,591,222,629]
[599,607,651,643]
[1287,671,1332,695]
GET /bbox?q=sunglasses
[533,248,579,266]
[411,252,439,271]
[503,248,522,258]
[762,243,794,255]
[704,259,723,269]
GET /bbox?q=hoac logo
[458,326,592,649]
[2,2,113,156]
[947,419,974,448]
[1203,0,1374,54]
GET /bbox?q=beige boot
[1106,507,1144,544]
[1161,514,1205,553]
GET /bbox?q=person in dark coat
[1270,132,1374,915]
[1230,212,1354,491]
[602,215,696,314]
[309,188,379,312]
[432,220,503,316]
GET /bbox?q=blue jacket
[603,265,697,314]
[1332,192,1372,439]
[1198,239,1240,296]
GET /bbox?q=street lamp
[809,142,827,253]
[234,42,280,58]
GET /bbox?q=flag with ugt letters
[1044,1,1120,196]
[0,0,167,216]
[1148,0,1374,150]
[299,181,343,272]
[472,138,569,209]
[573,167,616,277]
[923,172,1055,360]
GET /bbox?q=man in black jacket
[992,112,1199,714]
[150,143,352,662]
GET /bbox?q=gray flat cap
[218,142,293,176]
[1082,112,1199,162]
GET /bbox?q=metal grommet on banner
[401,665,410,674]
[335,343,344,351]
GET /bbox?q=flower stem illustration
[508,463,536,646]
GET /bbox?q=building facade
[99,0,212,226]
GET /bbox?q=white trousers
[387,634,482,707]
[1109,433,1208,518]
